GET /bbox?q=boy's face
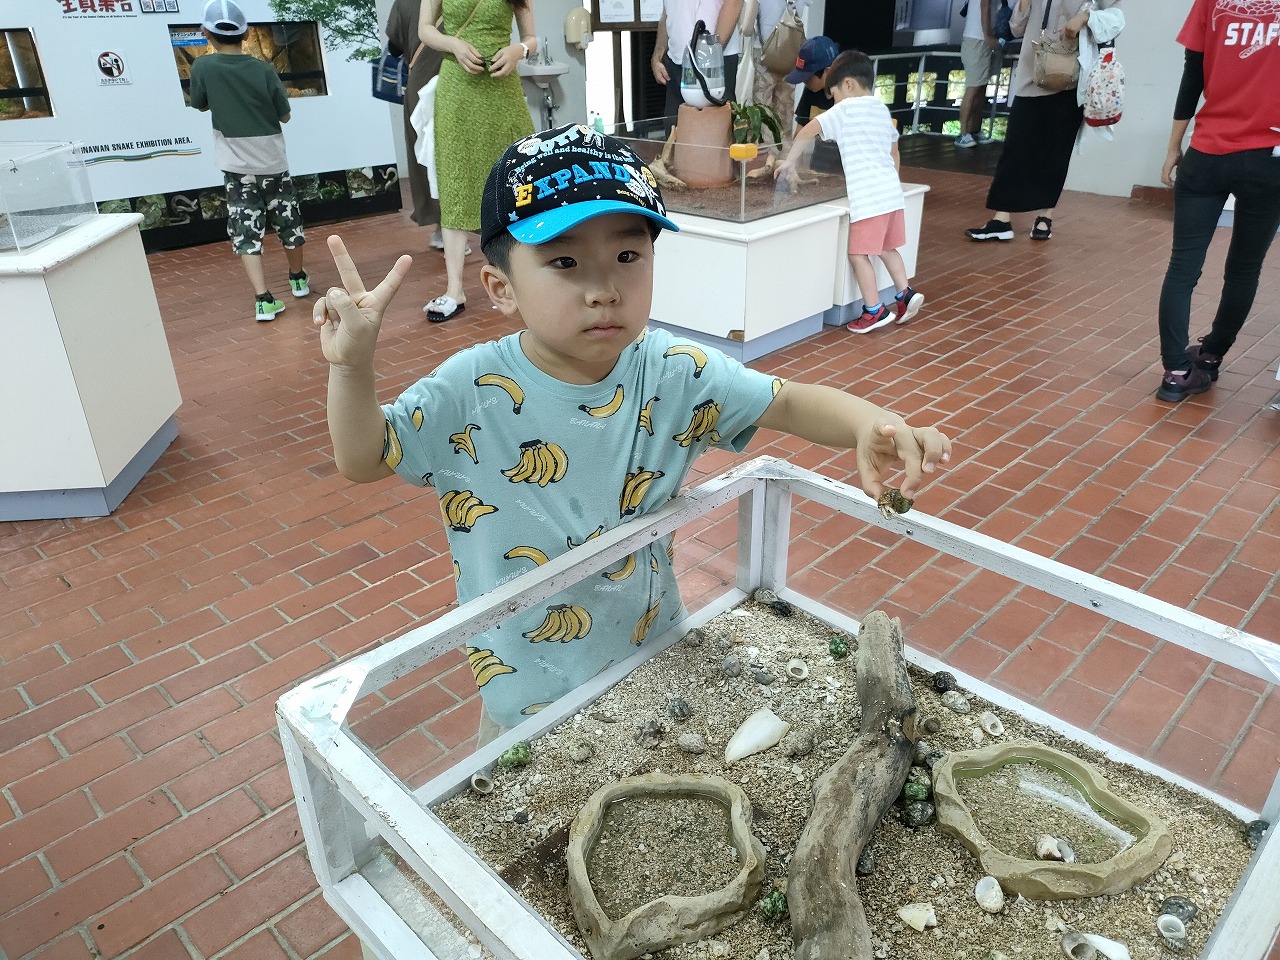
[803,69,829,93]
[481,213,657,386]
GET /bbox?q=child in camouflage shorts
[190,0,308,322]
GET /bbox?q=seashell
[923,749,946,769]
[974,875,1005,913]
[1244,818,1269,849]
[677,732,707,754]
[931,670,957,693]
[1080,934,1132,960]
[971,727,986,745]
[683,627,706,646]
[469,771,494,795]
[725,707,790,763]
[753,587,778,605]
[786,658,809,681]
[1037,834,1068,861]
[667,697,692,721]
[1057,838,1076,863]
[1159,896,1197,925]
[1060,930,1097,960]
[978,711,1005,736]
[1156,913,1187,951]
[941,690,971,713]
[922,717,940,735]
[721,653,742,678]
[780,730,813,757]
[895,902,938,932]
[913,740,932,766]
[635,718,665,748]
[900,800,935,828]
[855,847,875,876]
[566,739,594,763]
[752,668,776,686]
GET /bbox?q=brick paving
[2,164,1279,958]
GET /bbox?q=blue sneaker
[954,133,977,148]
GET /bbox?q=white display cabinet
[277,457,1280,960]
[0,213,181,520]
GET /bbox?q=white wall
[1064,0,1190,197]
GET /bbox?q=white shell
[1081,934,1132,960]
[785,658,809,681]
[971,727,986,745]
[1156,914,1187,951]
[470,771,494,795]
[1060,930,1097,960]
[1037,834,1066,861]
[978,711,1005,736]
[724,707,791,764]
[895,901,938,932]
[974,875,1005,913]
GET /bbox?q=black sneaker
[1030,216,1053,241]
[1155,366,1213,402]
[965,218,1014,241]
[1189,339,1222,382]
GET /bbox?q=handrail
[865,45,1020,138]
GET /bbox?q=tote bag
[371,46,409,104]
[761,1,805,77]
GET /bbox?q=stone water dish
[932,740,1173,899]
[566,772,766,960]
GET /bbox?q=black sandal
[1031,216,1053,241]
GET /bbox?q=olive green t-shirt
[189,52,290,175]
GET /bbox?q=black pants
[661,53,738,132]
[1157,147,1280,371]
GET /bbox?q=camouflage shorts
[223,172,305,256]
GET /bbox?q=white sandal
[424,295,465,323]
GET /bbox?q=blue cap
[784,36,839,84]
[480,124,680,252]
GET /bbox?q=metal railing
[867,46,1021,139]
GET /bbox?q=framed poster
[591,0,657,31]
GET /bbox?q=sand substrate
[431,600,1255,960]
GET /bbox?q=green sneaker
[288,271,310,297]
[255,295,285,322]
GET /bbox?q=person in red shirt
[1154,0,1280,402]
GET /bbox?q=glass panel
[0,141,97,252]
[170,21,327,105]
[0,29,53,121]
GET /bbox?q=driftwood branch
[787,611,919,960]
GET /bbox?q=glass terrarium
[607,117,846,224]
[170,21,328,104]
[0,141,98,254]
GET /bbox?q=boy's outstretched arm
[313,235,413,482]
[755,381,951,500]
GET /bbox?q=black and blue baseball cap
[480,123,679,253]
[785,36,840,84]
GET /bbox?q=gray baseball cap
[202,0,248,37]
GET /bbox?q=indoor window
[0,29,53,121]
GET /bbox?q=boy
[189,0,308,323]
[777,49,925,334]
[315,124,950,738]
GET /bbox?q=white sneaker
[954,133,977,149]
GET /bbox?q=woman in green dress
[419,0,537,322]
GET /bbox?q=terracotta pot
[673,103,733,189]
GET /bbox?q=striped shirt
[815,94,905,224]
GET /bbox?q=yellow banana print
[650,550,659,572]
[633,327,648,348]
[467,646,516,687]
[501,439,568,486]
[637,396,660,436]
[602,552,637,581]
[474,373,525,414]
[450,423,481,463]
[412,406,425,430]
[440,489,498,532]
[523,603,592,642]
[453,559,460,581]
[619,468,664,517]
[579,384,625,419]
[383,420,405,469]
[772,377,785,397]
[504,545,550,566]
[631,596,663,646]
[663,343,709,378]
[521,702,552,716]
[673,399,721,447]
[567,525,605,549]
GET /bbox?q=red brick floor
[2,167,1279,959]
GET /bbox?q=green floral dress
[434,0,535,231]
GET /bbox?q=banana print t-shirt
[382,327,782,728]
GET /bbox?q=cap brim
[784,67,816,84]
[507,199,680,245]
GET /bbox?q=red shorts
[848,209,906,257]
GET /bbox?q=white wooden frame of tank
[276,456,1280,960]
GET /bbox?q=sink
[517,60,569,88]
